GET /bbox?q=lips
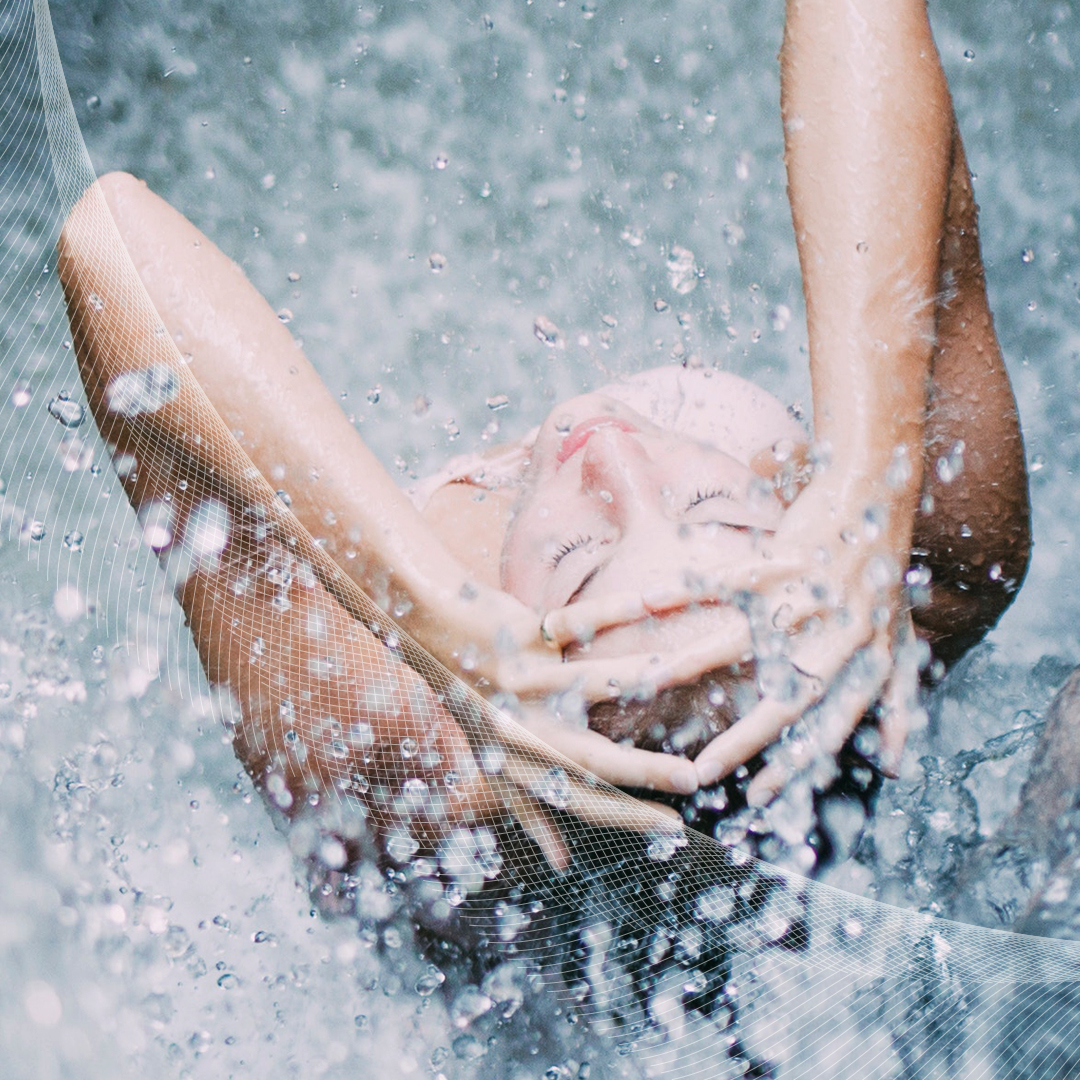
[556,417,638,464]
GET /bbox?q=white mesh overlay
[9,0,1080,1076]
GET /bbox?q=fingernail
[642,585,684,611]
[696,761,725,788]
[673,763,698,795]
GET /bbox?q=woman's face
[501,391,786,660]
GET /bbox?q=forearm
[912,127,1031,656]
[62,174,489,662]
[782,0,952,505]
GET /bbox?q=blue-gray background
[1,0,1078,1076]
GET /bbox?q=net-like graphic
[5,0,1080,1076]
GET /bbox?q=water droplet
[666,245,698,294]
[537,766,571,809]
[646,828,686,861]
[287,270,301,283]
[63,530,84,551]
[400,737,418,759]
[653,298,670,313]
[1030,453,1046,473]
[486,394,509,411]
[963,48,975,60]
[935,440,965,484]
[139,501,174,550]
[428,252,447,273]
[769,304,792,332]
[433,153,449,170]
[1021,248,1035,264]
[10,382,31,408]
[106,364,180,418]
[367,385,381,404]
[216,972,239,989]
[182,499,230,559]
[386,831,420,863]
[86,94,101,109]
[27,520,46,541]
[276,308,293,324]
[47,395,85,428]
[533,316,565,349]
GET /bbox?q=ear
[749,442,811,508]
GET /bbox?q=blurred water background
[3,0,1080,1076]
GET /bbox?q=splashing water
[4,0,1080,1078]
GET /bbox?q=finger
[694,681,821,788]
[498,747,680,836]
[540,552,815,649]
[877,632,920,778]
[532,723,699,795]
[692,622,878,786]
[499,784,571,872]
[746,761,789,807]
[541,591,649,648]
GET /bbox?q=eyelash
[686,486,735,510]
[549,534,594,569]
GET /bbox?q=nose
[579,427,665,525]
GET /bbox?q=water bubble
[452,1033,485,1060]
[47,395,85,428]
[182,499,230,559]
[385,831,420,863]
[106,363,180,418]
[646,828,687,861]
[666,245,698,294]
[935,440,965,484]
[139,501,174,550]
[428,252,447,273]
[58,436,93,472]
[415,971,445,997]
[451,985,493,1028]
[769,304,792,332]
[537,766,571,809]
[533,315,565,349]
[53,584,85,622]
[63,530,84,552]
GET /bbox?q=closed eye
[548,534,594,569]
[685,486,737,511]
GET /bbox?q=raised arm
[693,0,956,785]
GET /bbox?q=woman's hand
[538,458,924,786]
